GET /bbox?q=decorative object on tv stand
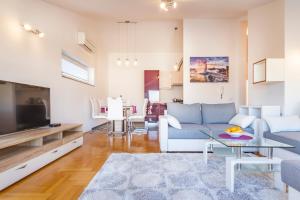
[116,21,138,66]
[22,23,44,38]
[160,0,177,11]
[190,57,229,82]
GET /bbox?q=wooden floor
[0,130,160,200]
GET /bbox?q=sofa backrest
[167,103,202,124]
[202,103,236,124]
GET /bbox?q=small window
[61,51,95,85]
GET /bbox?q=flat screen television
[0,80,50,135]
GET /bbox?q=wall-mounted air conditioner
[78,32,96,53]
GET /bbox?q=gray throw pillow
[167,103,202,124]
[202,103,236,124]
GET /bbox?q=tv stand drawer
[0,136,83,190]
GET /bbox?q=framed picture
[190,57,229,82]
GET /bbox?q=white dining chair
[107,97,125,135]
[90,98,107,120]
[96,98,105,113]
[128,98,148,133]
[90,98,108,132]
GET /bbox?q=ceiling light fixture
[173,1,177,8]
[160,0,177,11]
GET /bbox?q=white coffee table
[202,131,294,192]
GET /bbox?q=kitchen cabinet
[159,70,183,89]
[159,70,172,89]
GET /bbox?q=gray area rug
[79,153,287,200]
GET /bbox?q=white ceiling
[44,0,274,20]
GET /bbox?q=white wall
[96,20,183,113]
[247,0,285,109]
[239,21,248,105]
[284,0,300,115]
[0,0,105,131]
[183,19,243,106]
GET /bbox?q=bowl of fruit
[225,126,244,137]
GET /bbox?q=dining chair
[107,97,125,135]
[128,98,148,133]
[90,98,107,120]
[96,98,107,114]
[90,98,108,132]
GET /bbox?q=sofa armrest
[282,160,300,192]
[159,115,168,152]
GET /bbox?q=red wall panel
[144,70,159,98]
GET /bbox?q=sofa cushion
[167,114,182,129]
[264,116,300,133]
[168,124,209,139]
[204,124,254,135]
[229,114,256,129]
[201,103,236,124]
[264,131,299,154]
[167,103,202,124]
[282,160,300,191]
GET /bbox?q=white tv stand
[0,124,83,190]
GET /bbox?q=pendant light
[117,58,122,66]
[116,22,122,66]
[125,58,130,66]
[133,22,138,66]
[125,21,129,66]
[116,21,138,67]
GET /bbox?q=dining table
[100,105,136,132]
